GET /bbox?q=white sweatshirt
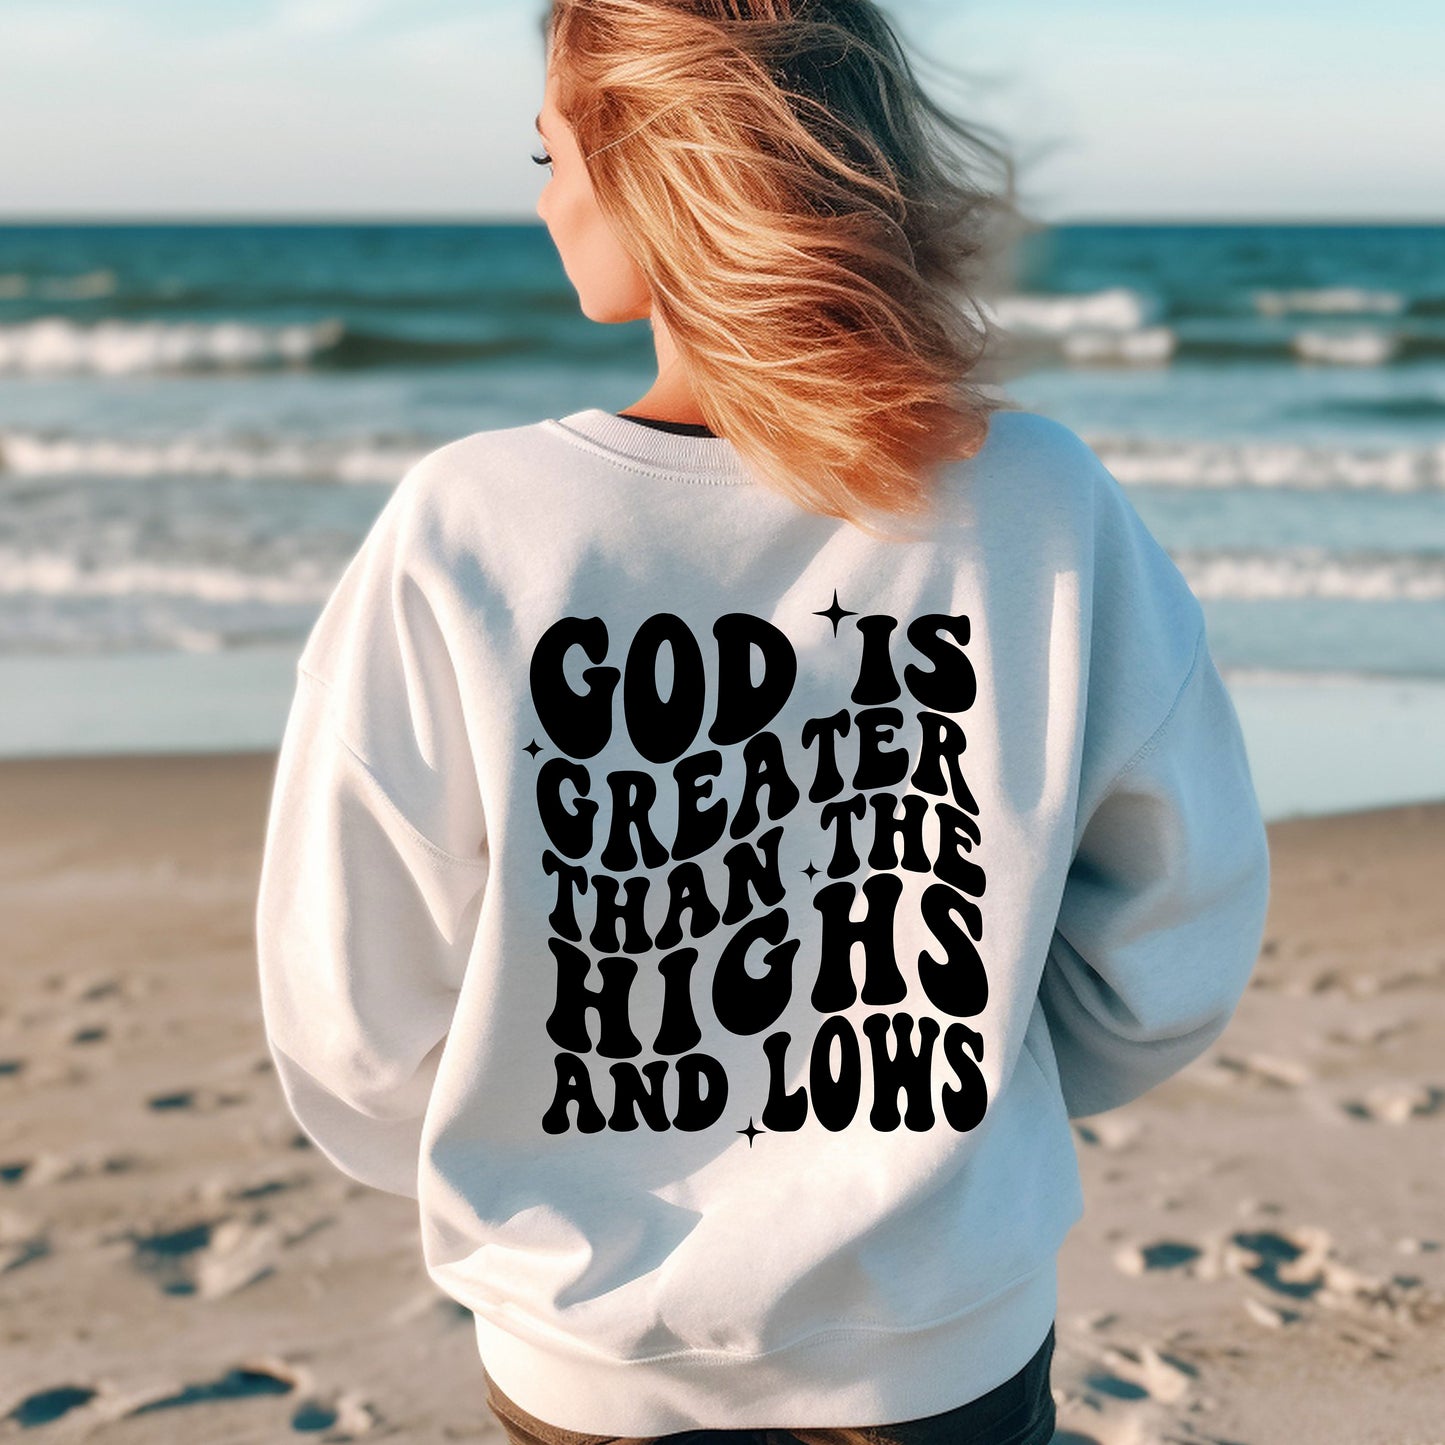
[255,407,1271,1434]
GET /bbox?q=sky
[0,0,1440,222]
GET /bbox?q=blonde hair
[543,0,1022,538]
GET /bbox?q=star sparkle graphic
[523,738,542,758]
[812,589,856,637]
[802,862,819,880]
[737,1117,764,1147]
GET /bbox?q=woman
[256,3,1272,1444]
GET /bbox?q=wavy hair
[541,0,1023,538]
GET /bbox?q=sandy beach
[1,751,1441,1444]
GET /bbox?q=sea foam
[1175,547,1445,602]
[0,429,425,484]
[1254,287,1406,317]
[0,316,346,375]
[1088,436,1445,492]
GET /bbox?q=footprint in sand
[1094,1343,1198,1404]
[1339,1080,1445,1123]
[1222,1225,1445,1327]
[121,1360,300,1417]
[1375,958,1445,993]
[12,1149,145,1186]
[73,976,125,1002]
[1072,1116,1145,1151]
[292,1392,380,1435]
[1112,1239,1203,1277]
[146,1085,251,1113]
[1228,1228,1330,1301]
[110,1360,378,1437]
[59,970,134,1003]
[1,1212,51,1275]
[1243,1295,1304,1328]
[1320,1018,1413,1050]
[1116,1221,1371,1311]
[1198,1052,1313,1089]
[216,1172,314,1203]
[1052,1338,1200,1445]
[129,1213,282,1299]
[1296,959,1445,998]
[5,1385,97,1428]
[1396,1236,1442,1255]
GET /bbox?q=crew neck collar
[544,408,754,484]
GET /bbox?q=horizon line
[1,213,1443,228]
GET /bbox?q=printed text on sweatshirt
[256,407,1271,1434]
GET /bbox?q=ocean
[2,221,1442,820]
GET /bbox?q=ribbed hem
[544,409,755,483]
[472,1256,1058,1435]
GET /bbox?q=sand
[1,752,1441,1443]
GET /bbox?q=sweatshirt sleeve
[255,465,489,1198]
[1038,627,1272,1119]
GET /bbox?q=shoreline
[4,649,1445,823]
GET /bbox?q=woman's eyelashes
[532,149,554,168]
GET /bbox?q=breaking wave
[0,316,533,375]
[0,428,427,484]
[1087,435,1445,491]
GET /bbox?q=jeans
[485,1322,1057,1445]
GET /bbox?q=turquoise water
[1,222,1442,817]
